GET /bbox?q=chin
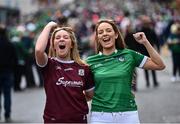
[58,54,67,58]
[104,46,114,49]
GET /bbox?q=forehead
[55,30,70,36]
[97,22,113,30]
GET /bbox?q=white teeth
[59,43,65,46]
[102,36,110,41]
[103,38,110,42]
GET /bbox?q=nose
[102,31,108,35]
[59,37,65,41]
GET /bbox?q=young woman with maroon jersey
[35,21,94,123]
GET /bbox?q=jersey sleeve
[84,66,95,92]
[40,57,55,76]
[130,50,148,68]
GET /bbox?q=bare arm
[84,89,94,101]
[133,32,165,70]
[35,21,57,67]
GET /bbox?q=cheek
[98,34,102,39]
[53,41,59,49]
[54,40,58,46]
[67,40,73,48]
[97,35,102,42]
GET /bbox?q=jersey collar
[99,49,118,56]
[55,57,74,63]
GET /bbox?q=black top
[0,27,17,73]
[138,27,160,56]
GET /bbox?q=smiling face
[53,30,72,60]
[97,22,118,52]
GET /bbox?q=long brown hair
[48,27,86,65]
[94,19,125,53]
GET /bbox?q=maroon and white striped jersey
[40,57,94,122]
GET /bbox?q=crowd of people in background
[0,0,179,90]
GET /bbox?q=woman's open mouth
[59,45,66,49]
[102,37,111,42]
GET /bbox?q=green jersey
[86,49,147,112]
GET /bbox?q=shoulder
[122,48,140,54]
[118,48,143,58]
[43,57,60,67]
[40,57,55,68]
[86,54,100,60]
[76,62,91,71]
[117,48,134,54]
[48,57,57,63]
[86,54,101,63]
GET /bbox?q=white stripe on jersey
[139,56,148,68]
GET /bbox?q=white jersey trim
[54,57,74,63]
[139,56,148,68]
[36,57,48,68]
[99,49,117,55]
[36,57,75,67]
[85,86,95,92]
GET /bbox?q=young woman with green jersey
[86,19,165,123]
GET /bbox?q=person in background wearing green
[167,21,180,82]
[86,19,165,124]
